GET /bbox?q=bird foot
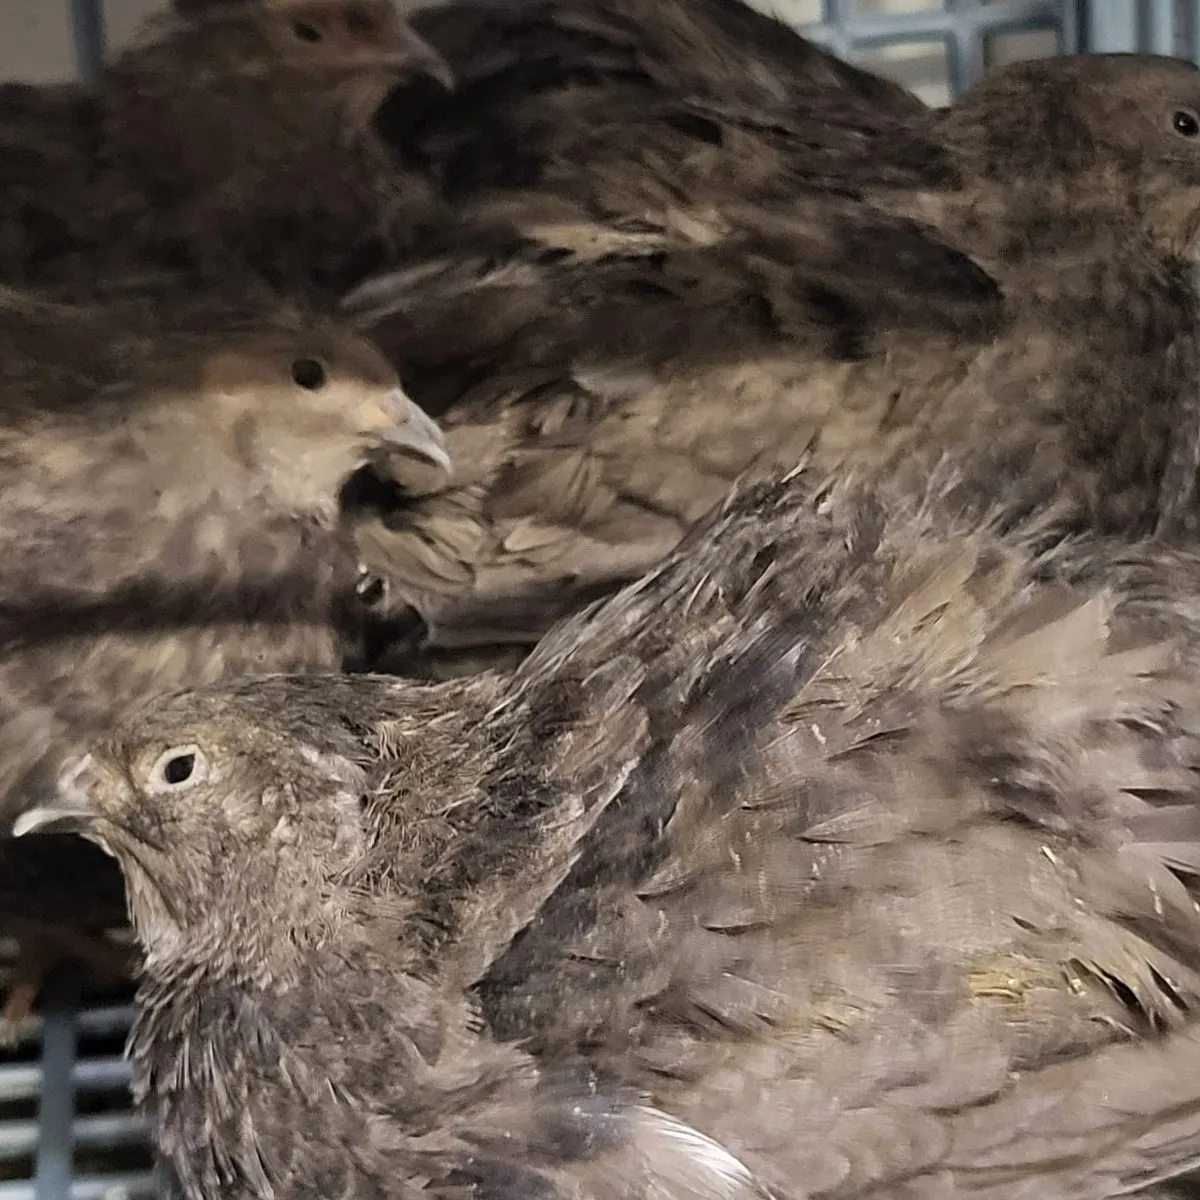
[0,923,136,1047]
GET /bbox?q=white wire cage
[0,0,1197,1197]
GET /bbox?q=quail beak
[368,386,452,475]
[10,754,98,838]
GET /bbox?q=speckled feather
[0,278,447,1029]
[0,283,451,827]
[38,463,1200,1199]
[398,0,937,214]
[0,279,454,1029]
[342,39,1200,676]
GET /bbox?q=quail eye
[164,754,194,784]
[1171,108,1200,138]
[148,745,207,793]
[291,20,323,43]
[290,358,327,390]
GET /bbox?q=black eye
[162,754,195,786]
[1171,108,1200,138]
[291,20,323,43]
[291,358,327,389]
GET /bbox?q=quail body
[24,463,1200,1198]
[0,285,447,1033]
[341,42,1200,675]
[0,0,452,300]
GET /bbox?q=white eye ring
[147,744,208,794]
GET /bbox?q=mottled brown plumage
[401,0,934,211]
[24,464,1200,1198]
[0,284,447,1032]
[0,0,1027,684]
[342,45,1200,675]
[0,0,451,299]
[0,285,451,801]
[349,0,962,402]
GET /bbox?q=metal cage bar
[69,0,106,79]
[32,974,77,1200]
[800,1,1071,93]
[1071,0,1200,56]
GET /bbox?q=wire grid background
[0,0,1198,1197]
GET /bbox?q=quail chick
[341,51,1200,676]
[22,463,1200,1198]
[0,0,453,300]
[0,285,447,1036]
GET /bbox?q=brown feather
[341,35,1200,675]
[0,283,447,1030]
[33,463,1200,1199]
[0,0,451,299]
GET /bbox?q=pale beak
[10,753,97,838]
[371,386,452,475]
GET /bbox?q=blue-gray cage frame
[9,1,1200,1199]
